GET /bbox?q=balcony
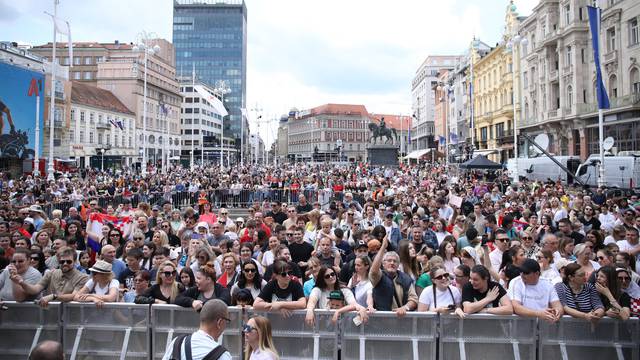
[548,109,558,118]
[96,122,110,131]
[496,130,514,146]
[604,50,617,65]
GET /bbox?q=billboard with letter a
[0,61,45,159]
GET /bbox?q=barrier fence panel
[341,311,438,360]
[63,302,150,360]
[439,314,537,360]
[150,305,243,360]
[247,309,338,360]
[0,301,62,360]
[539,316,640,360]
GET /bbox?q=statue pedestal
[367,144,399,167]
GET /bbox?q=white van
[508,156,582,184]
[575,155,640,189]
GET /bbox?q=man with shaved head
[162,299,232,360]
[29,340,63,360]
[101,244,126,278]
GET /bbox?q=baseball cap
[328,290,344,300]
[355,240,368,250]
[196,222,209,230]
[519,258,540,274]
[385,211,394,218]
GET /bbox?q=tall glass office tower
[173,0,247,144]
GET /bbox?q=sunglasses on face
[278,271,291,277]
[60,260,74,265]
[134,237,143,241]
[221,213,228,215]
[433,273,449,281]
[244,268,257,273]
[242,324,256,333]
[286,233,293,236]
[31,256,39,260]
[324,272,336,279]
[162,271,176,277]
[522,236,532,240]
[496,238,509,243]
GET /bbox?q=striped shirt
[554,282,603,313]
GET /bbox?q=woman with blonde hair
[151,230,170,249]
[135,261,184,304]
[244,316,279,360]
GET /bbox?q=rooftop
[71,82,135,115]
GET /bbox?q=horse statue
[368,122,397,145]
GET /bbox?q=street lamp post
[214,80,231,171]
[437,83,451,168]
[507,34,528,183]
[132,31,160,177]
[469,38,480,159]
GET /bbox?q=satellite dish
[603,137,615,151]
[533,134,549,154]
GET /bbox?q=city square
[0,0,639,359]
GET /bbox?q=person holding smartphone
[417,266,463,317]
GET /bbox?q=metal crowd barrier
[3,302,637,360]
[247,309,338,360]
[64,302,149,360]
[0,301,62,360]
[150,304,243,360]
[439,314,537,360]
[539,316,640,360]
[341,311,437,360]
[40,188,335,218]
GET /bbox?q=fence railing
[40,188,362,219]
[1,302,637,360]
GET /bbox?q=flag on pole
[450,132,459,144]
[587,5,610,109]
[439,135,446,145]
[48,13,73,67]
[88,213,132,253]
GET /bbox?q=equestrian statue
[368,117,398,145]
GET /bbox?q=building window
[98,133,103,145]
[567,86,573,110]
[84,57,92,65]
[79,131,84,143]
[89,132,94,144]
[80,111,85,124]
[631,68,640,94]
[606,27,616,52]
[566,46,572,66]
[609,75,618,98]
[83,72,92,80]
[564,4,571,26]
[73,72,81,80]
[631,18,639,46]
[73,57,81,65]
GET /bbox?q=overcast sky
[0,0,538,146]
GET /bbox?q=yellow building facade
[470,2,523,163]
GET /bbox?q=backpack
[169,334,228,360]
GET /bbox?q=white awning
[194,85,228,117]
[473,149,499,158]
[405,149,431,159]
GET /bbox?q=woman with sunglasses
[135,261,184,304]
[231,261,267,305]
[305,265,365,325]
[160,220,180,247]
[520,230,540,259]
[417,266,463,316]
[243,316,279,360]
[554,263,604,321]
[254,260,306,315]
[593,266,631,320]
[176,262,231,310]
[617,268,640,317]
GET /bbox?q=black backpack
[169,334,228,360]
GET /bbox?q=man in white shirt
[617,227,640,271]
[510,259,563,322]
[541,233,562,263]
[437,198,454,224]
[490,229,510,271]
[163,299,232,360]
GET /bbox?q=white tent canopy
[405,149,431,159]
[473,149,499,158]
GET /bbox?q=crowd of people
[1,162,640,348]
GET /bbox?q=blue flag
[450,132,459,144]
[439,135,446,145]
[587,6,610,109]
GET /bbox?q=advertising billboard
[0,61,44,159]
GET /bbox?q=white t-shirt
[617,240,640,270]
[347,278,373,308]
[540,268,561,285]
[490,249,504,271]
[418,285,461,310]
[309,287,356,309]
[84,278,120,295]
[508,276,559,311]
